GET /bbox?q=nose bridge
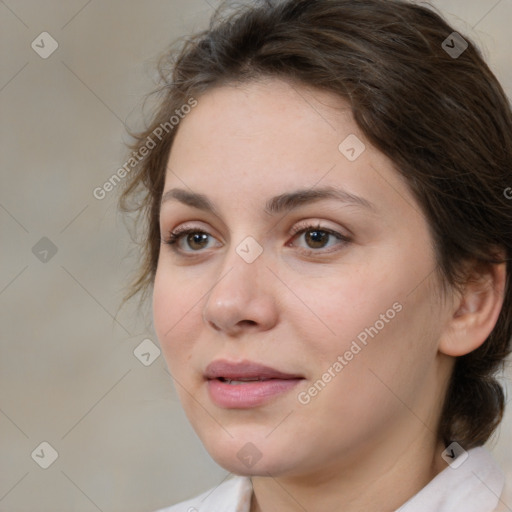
[202,234,277,332]
[208,236,265,305]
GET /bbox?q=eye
[162,222,350,256]
[288,223,350,253]
[162,227,220,253]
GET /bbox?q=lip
[204,359,304,409]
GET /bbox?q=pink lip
[204,360,304,409]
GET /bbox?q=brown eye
[186,232,210,250]
[290,224,350,254]
[304,229,330,249]
[163,228,219,253]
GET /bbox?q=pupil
[188,233,208,249]
[306,230,328,248]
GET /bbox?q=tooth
[224,378,271,385]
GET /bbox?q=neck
[250,433,447,512]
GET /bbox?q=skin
[152,78,506,511]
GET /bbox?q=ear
[439,259,507,357]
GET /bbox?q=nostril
[239,320,257,327]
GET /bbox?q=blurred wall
[1,1,511,510]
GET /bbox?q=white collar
[396,446,505,512]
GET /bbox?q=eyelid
[162,223,222,253]
[287,221,350,253]
[162,220,351,256]
[289,219,350,238]
[163,220,221,241]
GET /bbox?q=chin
[199,433,302,477]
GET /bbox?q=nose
[202,248,279,337]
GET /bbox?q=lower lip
[207,378,302,408]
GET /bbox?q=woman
[119,0,512,510]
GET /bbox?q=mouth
[217,377,277,385]
[204,360,304,408]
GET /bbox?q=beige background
[1,1,511,511]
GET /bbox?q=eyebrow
[160,186,376,216]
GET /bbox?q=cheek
[288,249,439,373]
[287,264,397,349]
[152,266,201,367]
[291,284,439,444]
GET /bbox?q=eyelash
[162,222,350,256]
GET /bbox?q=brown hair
[119,0,512,449]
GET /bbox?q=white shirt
[155,446,505,512]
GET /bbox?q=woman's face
[153,79,454,478]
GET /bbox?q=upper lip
[204,360,303,380]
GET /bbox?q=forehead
[173,79,351,154]
[164,79,418,218]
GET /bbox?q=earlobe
[439,261,507,357]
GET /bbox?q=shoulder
[153,476,253,512]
